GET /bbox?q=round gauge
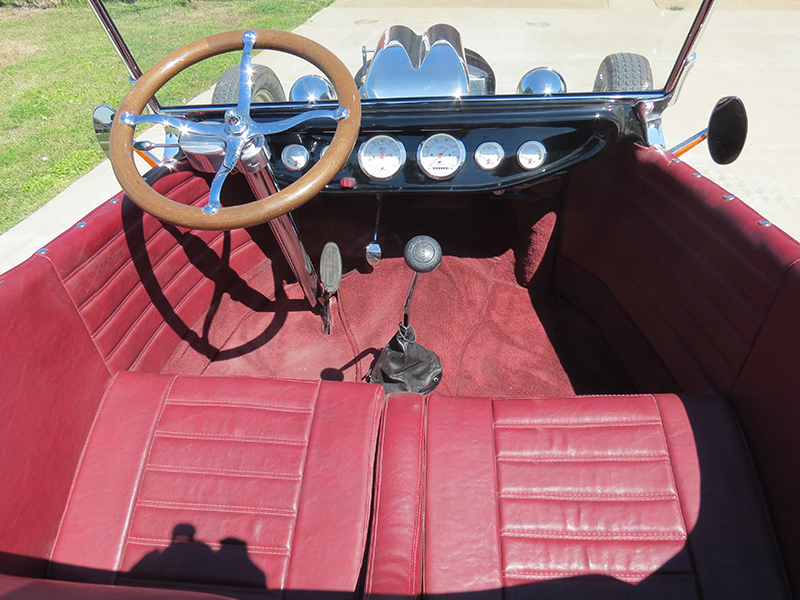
[281,144,310,171]
[318,144,329,158]
[474,141,505,171]
[517,140,547,171]
[417,133,466,180]
[358,135,406,181]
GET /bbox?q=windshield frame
[87,0,717,117]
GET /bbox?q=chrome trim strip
[664,0,717,96]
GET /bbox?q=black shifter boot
[368,323,442,393]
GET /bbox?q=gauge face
[358,135,406,181]
[474,141,505,171]
[417,133,466,180]
[517,140,547,171]
[281,144,310,171]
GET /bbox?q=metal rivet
[692,173,702,178]
[76,221,87,228]
[723,195,735,200]
[758,220,772,227]
[36,248,48,255]
[671,158,681,163]
[110,198,119,204]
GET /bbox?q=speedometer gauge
[417,133,466,180]
[358,135,406,181]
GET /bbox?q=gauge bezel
[474,141,505,171]
[516,140,547,171]
[281,144,310,172]
[417,133,467,181]
[357,135,407,181]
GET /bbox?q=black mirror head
[708,96,747,165]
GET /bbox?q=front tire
[211,64,286,104]
[593,53,653,92]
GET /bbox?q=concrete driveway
[0,0,797,273]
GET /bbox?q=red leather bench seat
[49,373,384,598]
[367,393,789,599]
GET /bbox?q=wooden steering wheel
[110,29,361,230]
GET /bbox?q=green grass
[0,0,332,233]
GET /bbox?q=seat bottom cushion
[49,373,383,598]
[367,392,789,599]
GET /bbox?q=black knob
[404,235,442,273]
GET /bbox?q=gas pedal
[320,242,342,295]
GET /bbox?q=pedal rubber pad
[320,242,342,295]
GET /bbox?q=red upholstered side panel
[0,257,111,577]
[558,142,800,394]
[732,259,800,595]
[44,167,265,374]
[425,396,503,597]
[365,393,425,599]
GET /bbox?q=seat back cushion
[422,393,788,599]
[49,373,383,598]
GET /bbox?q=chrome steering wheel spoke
[205,135,248,215]
[249,106,349,136]
[238,30,258,116]
[119,112,227,139]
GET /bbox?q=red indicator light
[340,177,356,189]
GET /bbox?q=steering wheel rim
[110,29,361,231]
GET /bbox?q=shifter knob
[404,235,442,273]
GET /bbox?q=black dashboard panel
[184,96,643,194]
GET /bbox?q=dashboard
[175,97,640,195]
[255,100,630,194]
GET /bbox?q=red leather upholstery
[364,393,425,599]
[50,373,383,597]
[558,143,800,394]
[370,392,789,598]
[732,259,800,593]
[0,573,229,600]
[43,167,268,374]
[0,257,111,577]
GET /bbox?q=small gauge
[358,135,406,181]
[474,141,505,171]
[517,140,547,170]
[417,133,466,180]
[318,144,330,158]
[281,144,310,171]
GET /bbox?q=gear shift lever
[402,235,442,325]
[368,235,443,393]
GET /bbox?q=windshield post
[87,0,161,113]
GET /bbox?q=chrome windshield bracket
[635,99,668,149]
